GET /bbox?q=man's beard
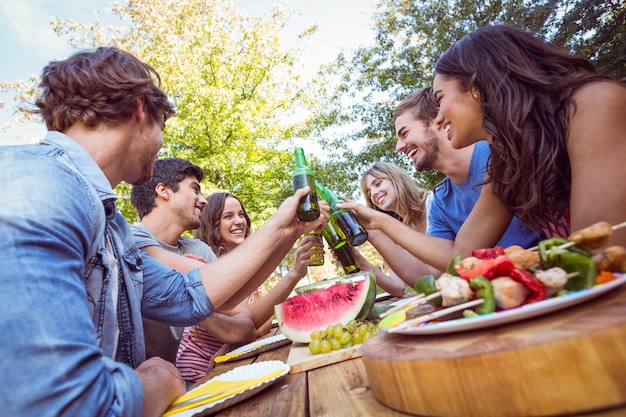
[413,130,439,172]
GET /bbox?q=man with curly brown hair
[0,46,325,417]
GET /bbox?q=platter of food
[379,273,625,335]
[377,222,626,335]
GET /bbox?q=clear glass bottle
[292,147,320,222]
[316,181,368,246]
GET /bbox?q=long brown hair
[195,192,251,257]
[435,24,612,233]
[360,162,429,232]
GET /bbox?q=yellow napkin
[379,310,407,329]
[214,342,264,363]
[163,369,285,416]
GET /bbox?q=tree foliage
[27,0,325,225]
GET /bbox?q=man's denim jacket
[0,132,213,416]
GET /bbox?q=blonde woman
[354,162,432,291]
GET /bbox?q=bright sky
[0,0,377,145]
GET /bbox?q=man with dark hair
[131,157,207,220]
[0,47,325,417]
[130,158,256,366]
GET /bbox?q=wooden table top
[189,325,412,416]
[188,293,626,417]
[363,282,626,417]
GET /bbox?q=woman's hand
[291,234,325,277]
[336,199,384,230]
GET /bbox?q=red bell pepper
[472,246,505,260]
[454,255,515,280]
[507,267,547,304]
[455,254,547,305]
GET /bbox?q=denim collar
[43,131,118,220]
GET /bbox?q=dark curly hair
[435,24,612,233]
[195,192,251,257]
[130,158,204,218]
[32,46,175,132]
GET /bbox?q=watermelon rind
[356,277,377,320]
[275,275,376,343]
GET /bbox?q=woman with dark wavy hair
[432,24,626,247]
[195,192,252,256]
[339,25,626,271]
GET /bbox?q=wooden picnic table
[190,336,411,416]
[187,286,626,417]
[188,294,412,417]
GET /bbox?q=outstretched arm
[141,188,328,311]
[338,186,511,271]
[245,234,324,328]
[366,230,441,288]
[352,246,406,297]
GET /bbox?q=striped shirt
[176,325,229,382]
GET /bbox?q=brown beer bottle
[320,215,360,274]
[332,243,360,275]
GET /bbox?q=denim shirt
[0,132,213,417]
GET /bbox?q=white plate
[381,273,626,335]
[214,334,290,363]
[167,360,289,417]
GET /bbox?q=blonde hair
[360,162,429,232]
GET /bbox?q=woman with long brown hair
[176,192,323,382]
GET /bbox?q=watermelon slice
[275,275,376,343]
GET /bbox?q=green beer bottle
[292,148,320,222]
[321,215,360,274]
[316,181,368,246]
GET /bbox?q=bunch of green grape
[307,319,379,355]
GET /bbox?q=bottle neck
[294,148,308,168]
[317,182,343,211]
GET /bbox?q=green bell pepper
[415,275,442,307]
[469,276,496,315]
[539,237,597,291]
[446,254,462,276]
